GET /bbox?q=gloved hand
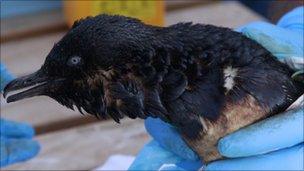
[0,63,40,167]
[129,6,304,171]
[0,63,14,91]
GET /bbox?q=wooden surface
[1,9,67,43]
[4,119,150,170]
[1,1,264,170]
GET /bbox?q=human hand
[0,119,40,167]
[129,6,304,171]
[0,63,40,167]
[128,119,202,171]
[0,63,14,91]
[130,106,303,171]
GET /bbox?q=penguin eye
[68,56,82,66]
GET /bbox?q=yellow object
[63,0,165,27]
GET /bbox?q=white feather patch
[223,66,238,92]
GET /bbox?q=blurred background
[1,0,303,170]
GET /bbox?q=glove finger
[277,7,304,33]
[239,21,303,60]
[0,119,35,139]
[0,63,14,91]
[0,137,40,167]
[218,107,303,158]
[128,140,184,171]
[175,160,203,171]
[145,118,199,160]
[206,143,304,171]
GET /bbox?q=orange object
[63,0,165,27]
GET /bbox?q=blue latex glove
[0,63,40,167]
[129,6,304,171]
[0,63,14,91]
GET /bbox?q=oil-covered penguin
[4,15,303,162]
